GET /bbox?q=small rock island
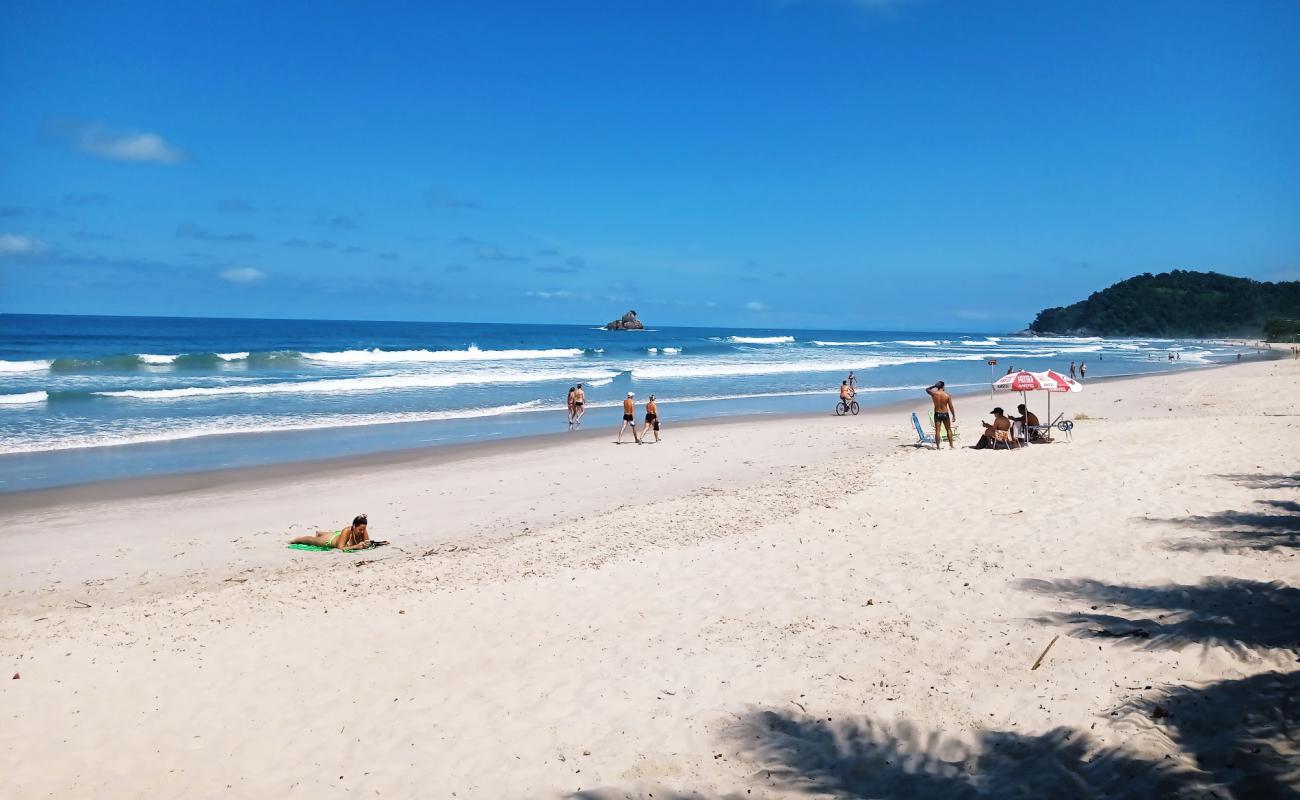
[605,310,645,330]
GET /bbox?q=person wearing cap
[972,407,1014,450]
[619,391,641,444]
[639,394,661,443]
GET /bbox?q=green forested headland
[1028,270,1300,339]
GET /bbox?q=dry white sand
[2,358,1298,798]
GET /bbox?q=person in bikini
[571,383,585,427]
[925,380,956,450]
[566,386,576,428]
[639,394,661,443]
[839,380,853,408]
[619,391,641,444]
[289,514,374,550]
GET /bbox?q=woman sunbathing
[289,514,374,550]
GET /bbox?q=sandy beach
[2,357,1297,798]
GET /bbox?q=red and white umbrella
[993,369,1082,432]
[992,370,1064,392]
[1043,369,1083,393]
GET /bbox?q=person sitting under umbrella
[1008,403,1045,442]
[972,407,1016,450]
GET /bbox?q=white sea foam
[302,346,584,363]
[217,351,250,361]
[647,347,682,354]
[0,391,48,405]
[811,341,883,347]
[137,353,178,365]
[0,359,53,372]
[727,336,795,344]
[896,340,946,347]
[629,353,995,380]
[0,401,555,454]
[95,368,622,400]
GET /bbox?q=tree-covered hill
[1028,270,1300,338]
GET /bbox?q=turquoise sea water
[0,314,1256,491]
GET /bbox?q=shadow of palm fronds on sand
[1160,499,1300,553]
[1017,577,1300,658]
[569,710,1206,800]
[1118,670,1300,800]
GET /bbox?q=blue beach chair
[911,413,936,446]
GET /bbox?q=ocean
[0,314,1250,492]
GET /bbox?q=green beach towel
[287,541,388,553]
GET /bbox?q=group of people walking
[566,384,662,444]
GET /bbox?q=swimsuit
[934,412,950,422]
[623,413,635,422]
[326,530,343,547]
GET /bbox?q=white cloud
[745,300,768,312]
[0,233,45,256]
[219,267,266,283]
[50,120,187,163]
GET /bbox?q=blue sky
[2,0,1297,331]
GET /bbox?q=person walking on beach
[925,381,956,450]
[619,391,641,444]
[566,386,576,428]
[1069,361,1077,380]
[847,371,857,395]
[1079,362,1087,380]
[571,383,585,427]
[639,394,661,443]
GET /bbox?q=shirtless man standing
[571,383,585,427]
[925,380,956,450]
[619,391,641,444]
[639,394,661,443]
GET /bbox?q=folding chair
[911,412,936,446]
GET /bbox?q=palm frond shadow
[724,710,1205,799]
[1117,670,1300,800]
[570,710,1205,800]
[1161,499,1300,553]
[1017,577,1300,657]
[1215,473,1300,489]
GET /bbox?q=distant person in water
[289,514,374,550]
[639,394,661,443]
[1079,362,1087,380]
[571,383,585,427]
[1006,366,1014,375]
[1069,361,1076,379]
[619,392,641,444]
[566,386,577,428]
[925,381,956,451]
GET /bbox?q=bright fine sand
[3,358,1298,799]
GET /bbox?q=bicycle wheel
[850,401,860,415]
[835,401,847,416]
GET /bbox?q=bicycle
[835,398,860,416]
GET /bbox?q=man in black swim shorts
[619,391,640,443]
